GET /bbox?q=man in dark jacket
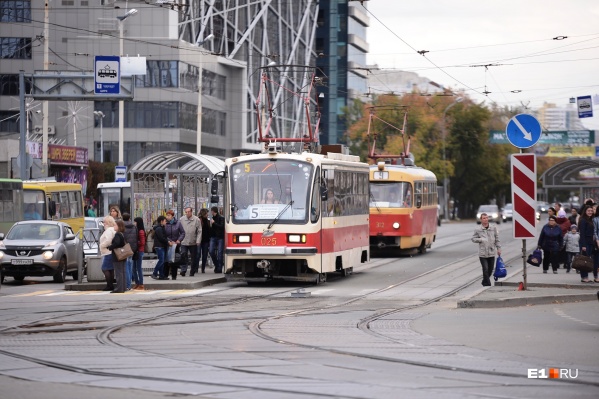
[209,207,225,273]
[152,216,169,280]
[164,210,185,280]
[122,213,138,290]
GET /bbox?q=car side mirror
[65,233,76,241]
[0,233,4,240]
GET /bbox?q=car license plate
[11,259,33,265]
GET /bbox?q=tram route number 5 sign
[511,153,536,239]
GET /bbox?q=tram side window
[323,169,335,217]
[414,182,423,208]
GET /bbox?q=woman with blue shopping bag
[472,213,501,286]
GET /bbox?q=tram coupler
[257,260,271,269]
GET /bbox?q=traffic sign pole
[507,115,540,291]
[511,152,536,290]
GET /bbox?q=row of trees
[343,92,562,218]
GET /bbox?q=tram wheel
[13,275,25,282]
[342,267,353,277]
[418,241,427,254]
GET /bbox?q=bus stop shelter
[130,152,225,228]
[540,158,599,203]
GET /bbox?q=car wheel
[53,257,67,283]
[13,275,25,282]
[0,272,4,284]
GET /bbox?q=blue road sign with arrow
[505,113,542,149]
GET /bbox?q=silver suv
[0,221,83,283]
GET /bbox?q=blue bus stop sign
[505,113,542,149]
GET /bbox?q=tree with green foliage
[345,92,517,218]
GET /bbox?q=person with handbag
[122,213,139,291]
[99,216,117,291]
[538,215,563,274]
[107,220,127,293]
[578,204,596,282]
[164,210,186,280]
[471,212,501,287]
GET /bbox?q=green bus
[0,178,24,236]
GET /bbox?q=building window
[202,107,226,136]
[0,74,31,95]
[202,70,226,100]
[0,37,31,59]
[0,1,31,22]
[135,60,199,92]
[0,110,18,132]
[94,101,197,129]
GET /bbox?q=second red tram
[369,162,438,253]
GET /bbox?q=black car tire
[53,257,67,283]
[0,272,4,284]
[13,275,25,282]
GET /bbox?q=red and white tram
[365,106,439,253]
[223,148,370,283]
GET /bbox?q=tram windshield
[370,182,412,208]
[230,159,314,224]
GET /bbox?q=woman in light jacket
[99,216,116,291]
[471,213,501,286]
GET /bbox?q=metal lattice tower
[178,0,319,146]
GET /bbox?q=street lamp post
[196,33,214,155]
[442,97,463,221]
[93,111,105,163]
[116,9,138,166]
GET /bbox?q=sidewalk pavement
[68,256,599,309]
[66,268,226,291]
[458,263,599,308]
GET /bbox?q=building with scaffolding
[0,0,342,172]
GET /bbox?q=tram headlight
[233,234,251,243]
[392,222,400,229]
[288,234,306,243]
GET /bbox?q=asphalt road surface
[1,220,598,399]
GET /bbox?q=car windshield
[479,206,497,212]
[8,224,61,240]
[504,204,513,210]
